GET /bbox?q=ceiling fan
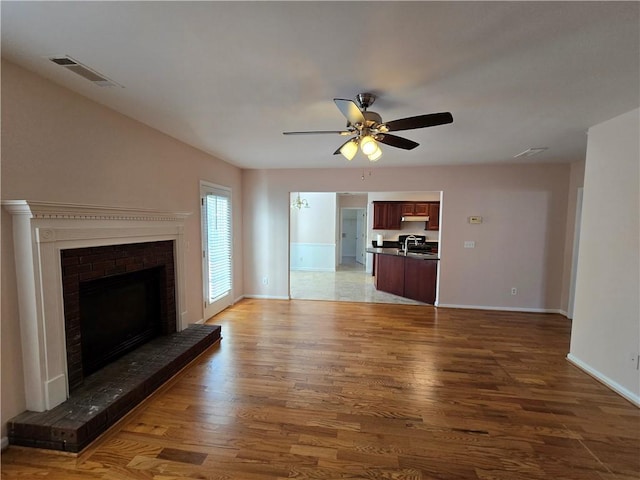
[283,93,453,161]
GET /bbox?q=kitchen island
[367,247,439,304]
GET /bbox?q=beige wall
[1,60,243,438]
[569,108,640,403]
[338,194,367,209]
[290,192,336,244]
[242,163,573,311]
[1,211,25,442]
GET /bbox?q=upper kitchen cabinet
[415,203,430,216]
[373,200,440,230]
[401,203,415,216]
[401,202,429,216]
[427,203,440,230]
[373,202,402,230]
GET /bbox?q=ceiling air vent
[48,55,123,88]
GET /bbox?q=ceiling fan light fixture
[368,146,383,162]
[283,93,454,163]
[340,139,358,161]
[360,135,378,155]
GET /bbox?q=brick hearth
[8,324,221,453]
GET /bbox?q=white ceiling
[2,2,638,170]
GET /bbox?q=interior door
[356,208,366,264]
[201,182,233,320]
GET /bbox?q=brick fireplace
[3,201,191,412]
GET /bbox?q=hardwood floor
[3,299,639,479]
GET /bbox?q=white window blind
[205,191,231,303]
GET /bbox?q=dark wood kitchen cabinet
[375,254,405,296]
[373,202,402,230]
[427,203,440,230]
[401,203,415,216]
[373,201,439,230]
[414,203,429,215]
[404,257,438,304]
[401,202,429,216]
[373,253,438,304]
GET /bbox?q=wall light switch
[469,216,483,224]
[464,241,475,248]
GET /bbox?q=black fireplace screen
[79,266,163,376]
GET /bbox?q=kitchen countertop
[367,247,439,260]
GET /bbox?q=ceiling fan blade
[334,98,365,127]
[376,133,419,150]
[383,112,453,132]
[283,130,353,135]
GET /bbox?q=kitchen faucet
[404,235,419,253]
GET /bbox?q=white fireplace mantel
[3,200,191,412]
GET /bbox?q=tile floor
[289,256,423,305]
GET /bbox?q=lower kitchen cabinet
[375,254,406,297]
[404,257,437,304]
[373,253,438,304]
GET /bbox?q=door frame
[355,208,366,265]
[339,207,366,265]
[200,180,233,321]
[568,187,583,319]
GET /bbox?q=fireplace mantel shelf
[2,200,191,221]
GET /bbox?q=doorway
[340,208,366,267]
[288,190,440,305]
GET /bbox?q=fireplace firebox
[79,266,163,376]
[61,240,176,391]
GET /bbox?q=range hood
[401,215,429,222]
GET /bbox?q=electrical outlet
[511,287,517,295]
[262,276,269,285]
[464,241,475,248]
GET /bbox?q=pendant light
[291,192,310,209]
